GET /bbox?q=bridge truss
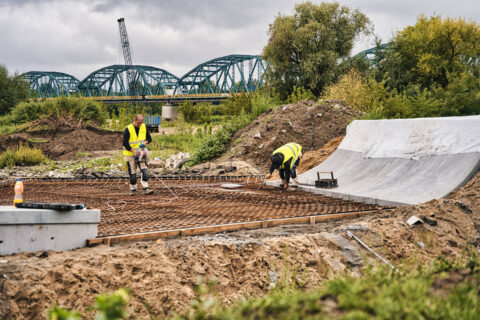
[22,71,81,98]
[174,54,266,94]
[78,65,179,97]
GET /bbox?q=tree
[376,15,480,91]
[0,65,29,115]
[262,1,372,98]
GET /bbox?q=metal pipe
[346,230,399,272]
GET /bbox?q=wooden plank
[87,210,381,246]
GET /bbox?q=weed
[28,138,49,143]
[75,151,91,158]
[0,144,47,168]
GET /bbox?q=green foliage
[48,288,130,320]
[10,97,107,125]
[0,65,29,115]
[286,86,316,104]
[262,1,372,99]
[94,288,130,320]
[191,113,252,165]
[47,254,480,319]
[173,278,219,320]
[376,15,480,92]
[48,304,81,320]
[108,104,146,130]
[222,92,253,115]
[149,131,205,160]
[0,144,47,168]
[179,101,214,124]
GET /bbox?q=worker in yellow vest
[122,114,154,196]
[265,142,302,189]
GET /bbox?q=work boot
[130,190,137,196]
[291,178,299,187]
[143,188,154,195]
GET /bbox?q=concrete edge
[0,207,101,225]
[265,180,409,206]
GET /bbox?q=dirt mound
[0,117,122,160]
[1,171,479,318]
[222,100,362,170]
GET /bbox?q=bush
[179,101,214,124]
[286,86,316,104]
[0,144,47,168]
[191,113,252,165]
[10,97,107,125]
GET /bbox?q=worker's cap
[271,153,283,168]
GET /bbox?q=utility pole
[117,17,136,96]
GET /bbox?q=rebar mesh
[0,176,380,237]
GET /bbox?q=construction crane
[117,17,136,96]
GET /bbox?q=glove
[134,155,139,161]
[139,143,146,149]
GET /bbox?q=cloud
[0,0,478,79]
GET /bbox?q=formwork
[0,176,383,243]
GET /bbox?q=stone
[455,201,472,214]
[271,136,277,141]
[420,215,437,226]
[281,130,286,133]
[323,233,363,267]
[258,144,264,149]
[254,132,262,139]
[416,241,425,249]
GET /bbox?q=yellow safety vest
[123,123,147,156]
[272,143,302,169]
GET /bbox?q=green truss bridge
[22,54,266,102]
[21,45,389,102]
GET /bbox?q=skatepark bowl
[0,177,383,240]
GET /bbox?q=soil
[1,171,479,319]
[1,102,479,319]
[0,117,122,160]
[220,100,362,170]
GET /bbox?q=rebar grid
[0,177,380,237]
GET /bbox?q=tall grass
[0,144,47,168]
[149,131,205,160]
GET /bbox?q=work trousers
[279,166,297,182]
[125,156,149,191]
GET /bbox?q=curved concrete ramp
[297,116,480,206]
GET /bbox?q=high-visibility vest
[123,123,147,156]
[272,143,302,169]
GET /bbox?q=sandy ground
[1,171,478,319]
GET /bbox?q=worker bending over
[266,142,302,189]
[123,114,154,196]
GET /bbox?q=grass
[0,144,47,168]
[47,253,480,319]
[149,131,205,160]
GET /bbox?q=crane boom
[117,17,135,95]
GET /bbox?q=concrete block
[0,206,100,255]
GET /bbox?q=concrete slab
[0,206,100,255]
[268,116,480,206]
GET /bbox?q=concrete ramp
[297,116,480,206]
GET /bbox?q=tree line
[1,1,479,119]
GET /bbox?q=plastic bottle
[13,178,24,206]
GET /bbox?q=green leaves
[0,65,29,115]
[263,1,372,99]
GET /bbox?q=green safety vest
[123,123,147,156]
[272,143,302,169]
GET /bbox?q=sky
[1,0,479,80]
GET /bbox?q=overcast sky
[1,0,478,79]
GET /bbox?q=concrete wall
[0,206,100,256]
